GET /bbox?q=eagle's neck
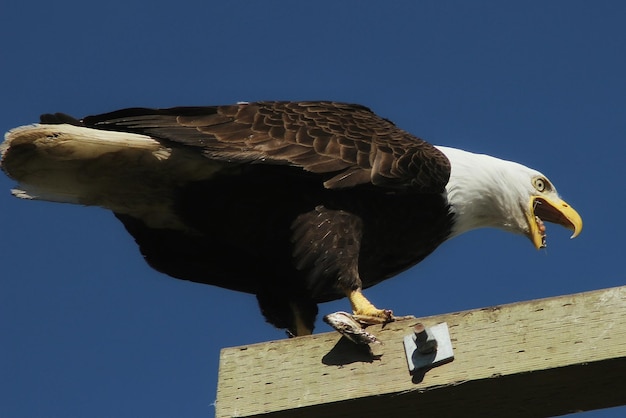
[435,146,530,239]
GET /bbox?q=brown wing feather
[291,205,363,299]
[80,101,450,192]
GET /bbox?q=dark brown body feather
[40,102,454,334]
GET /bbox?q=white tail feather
[2,123,222,229]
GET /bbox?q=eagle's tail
[2,123,171,203]
[1,123,220,229]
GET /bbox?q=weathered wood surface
[216,285,626,417]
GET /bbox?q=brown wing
[79,101,450,192]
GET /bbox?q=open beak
[527,196,583,249]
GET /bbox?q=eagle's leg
[345,287,393,325]
[256,291,318,337]
[289,301,314,336]
[292,206,395,328]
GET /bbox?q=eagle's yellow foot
[347,289,394,326]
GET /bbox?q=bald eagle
[1,102,582,336]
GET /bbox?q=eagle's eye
[533,176,550,192]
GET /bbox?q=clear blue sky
[1,1,625,417]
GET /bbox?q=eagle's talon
[346,288,396,326]
[352,308,394,326]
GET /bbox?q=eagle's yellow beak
[527,196,583,249]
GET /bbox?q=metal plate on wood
[403,322,454,373]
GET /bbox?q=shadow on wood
[321,337,383,366]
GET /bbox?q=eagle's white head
[436,146,582,249]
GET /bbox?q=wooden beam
[216,286,626,417]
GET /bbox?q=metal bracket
[403,322,454,374]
